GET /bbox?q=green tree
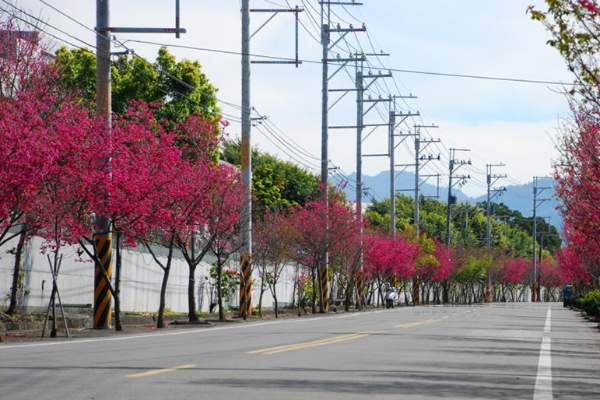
[366,194,548,263]
[221,139,321,214]
[489,202,560,253]
[53,46,220,122]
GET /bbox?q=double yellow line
[394,318,441,328]
[247,330,384,355]
[126,364,196,378]
[249,316,447,356]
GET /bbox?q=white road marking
[533,307,552,400]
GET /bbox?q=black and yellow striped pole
[320,265,329,312]
[356,271,364,309]
[94,233,112,328]
[94,0,112,330]
[390,274,397,288]
[239,0,253,320]
[246,265,252,316]
[239,255,252,319]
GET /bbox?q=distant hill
[334,172,562,231]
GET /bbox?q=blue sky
[11,0,573,198]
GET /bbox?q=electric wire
[7,1,559,203]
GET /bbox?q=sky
[7,0,574,198]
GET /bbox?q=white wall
[0,235,297,314]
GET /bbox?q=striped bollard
[94,234,112,329]
[245,258,252,316]
[356,271,364,309]
[320,266,329,312]
[239,255,252,319]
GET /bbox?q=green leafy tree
[221,139,321,214]
[53,46,220,122]
[489,202,560,253]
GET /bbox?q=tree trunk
[291,274,297,309]
[50,251,59,338]
[317,264,325,314]
[217,263,225,321]
[311,268,317,314]
[442,280,449,304]
[114,232,123,332]
[273,288,279,319]
[50,284,57,338]
[188,264,198,322]
[258,270,266,318]
[7,226,26,315]
[157,264,171,329]
[344,276,353,312]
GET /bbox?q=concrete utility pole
[94,0,185,328]
[413,125,439,235]
[532,176,552,302]
[94,0,113,330]
[239,4,303,319]
[356,68,391,218]
[445,148,471,247]
[353,66,391,307]
[320,1,364,312]
[240,0,252,320]
[485,164,507,303]
[537,231,558,301]
[387,102,418,238]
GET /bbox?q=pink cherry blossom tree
[288,190,361,313]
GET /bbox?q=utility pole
[94,0,112,330]
[413,125,439,234]
[239,0,304,319]
[538,230,558,301]
[239,3,304,320]
[387,100,418,238]
[485,163,507,303]
[240,0,252,320]
[94,0,184,328]
[355,67,391,219]
[446,148,471,247]
[532,176,552,302]
[320,0,364,312]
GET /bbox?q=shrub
[572,290,600,318]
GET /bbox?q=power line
[116,39,579,87]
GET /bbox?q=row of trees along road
[529,0,600,291]
[222,133,569,310]
[1,16,244,332]
[8,1,600,327]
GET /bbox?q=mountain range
[334,171,562,231]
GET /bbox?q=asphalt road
[1,303,598,400]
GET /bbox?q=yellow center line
[126,364,196,378]
[443,316,450,319]
[394,318,441,328]
[248,330,385,355]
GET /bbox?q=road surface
[1,302,598,399]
